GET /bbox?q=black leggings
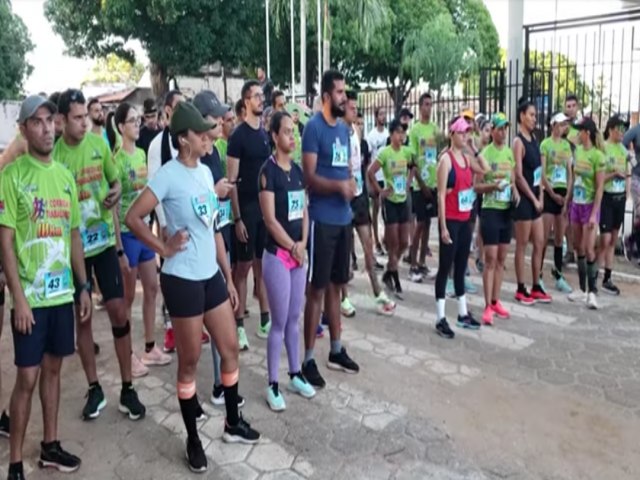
[435,220,472,299]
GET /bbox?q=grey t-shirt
[623,125,640,176]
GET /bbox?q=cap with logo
[143,98,158,115]
[193,90,230,118]
[490,112,509,128]
[450,116,472,133]
[170,101,215,135]
[18,95,57,124]
[550,112,570,125]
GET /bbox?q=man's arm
[0,227,27,308]
[302,152,345,196]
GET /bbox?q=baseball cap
[605,114,630,131]
[450,116,472,133]
[170,101,215,135]
[193,90,230,118]
[389,118,408,133]
[490,112,509,128]
[398,107,414,119]
[461,108,475,120]
[143,99,157,115]
[550,112,569,125]
[575,116,597,134]
[18,95,57,124]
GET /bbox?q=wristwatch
[116,249,124,257]
[79,281,91,293]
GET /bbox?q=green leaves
[0,1,33,98]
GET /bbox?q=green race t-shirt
[0,154,80,308]
[567,125,580,145]
[215,138,228,176]
[603,141,628,194]
[480,143,515,210]
[573,145,605,204]
[116,147,148,232]
[53,132,119,258]
[376,145,411,203]
[409,121,439,190]
[292,125,302,165]
[540,137,572,189]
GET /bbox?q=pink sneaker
[131,353,149,378]
[482,306,494,326]
[141,346,172,366]
[491,300,510,319]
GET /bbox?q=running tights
[435,220,472,299]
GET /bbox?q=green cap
[490,112,509,128]
[170,101,214,135]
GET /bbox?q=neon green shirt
[408,121,439,189]
[567,125,580,145]
[292,125,302,164]
[480,143,515,210]
[53,132,119,258]
[573,145,605,204]
[116,147,148,232]
[603,141,628,194]
[0,154,80,308]
[215,138,228,176]
[540,137,572,189]
[376,145,411,203]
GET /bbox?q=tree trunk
[322,0,330,72]
[150,62,169,100]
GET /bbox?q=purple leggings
[262,251,306,383]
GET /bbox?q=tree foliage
[0,0,34,99]
[82,53,145,87]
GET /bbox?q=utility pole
[300,0,307,101]
[266,0,271,77]
[290,0,295,101]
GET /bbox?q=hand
[553,193,565,206]
[13,298,34,335]
[103,183,122,209]
[78,289,92,323]
[379,187,393,200]
[495,180,507,192]
[513,190,521,207]
[235,220,249,243]
[163,229,189,258]
[561,203,568,216]
[440,228,452,245]
[161,227,169,243]
[614,171,626,179]
[292,242,306,266]
[588,214,597,229]
[533,198,543,213]
[118,253,131,275]
[340,179,357,201]
[215,178,235,198]
[227,281,239,313]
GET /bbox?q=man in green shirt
[0,95,92,479]
[53,89,145,423]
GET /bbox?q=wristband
[116,249,124,257]
[79,281,91,293]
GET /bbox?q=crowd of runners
[0,67,636,478]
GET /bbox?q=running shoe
[481,306,494,326]
[393,274,404,300]
[210,385,245,408]
[82,384,107,421]
[131,353,149,378]
[491,300,510,319]
[530,287,552,304]
[457,313,481,330]
[38,441,81,473]
[375,245,386,257]
[195,402,207,422]
[201,331,211,344]
[237,326,250,351]
[266,383,286,411]
[418,264,436,279]
[315,324,324,338]
[435,318,455,339]
[475,258,484,274]
[375,291,396,316]
[163,327,176,353]
[0,410,9,438]
[374,260,385,271]
[555,275,573,294]
[321,312,330,326]
[302,359,326,388]
[287,373,316,399]
[327,348,359,374]
[7,471,24,480]
[464,277,478,294]
[408,267,423,283]
[223,414,261,444]
[382,271,394,292]
[568,290,587,303]
[425,246,433,257]
[602,279,621,296]
[514,290,535,306]
[256,320,271,339]
[119,385,146,421]
[402,254,411,265]
[538,278,546,292]
[340,298,356,318]
[186,436,207,473]
[587,292,599,310]
[446,279,455,298]
[141,346,172,366]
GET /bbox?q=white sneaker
[131,353,149,378]
[141,346,172,366]
[586,292,598,310]
[567,290,587,303]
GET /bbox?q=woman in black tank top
[512,101,552,305]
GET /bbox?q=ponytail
[105,112,117,153]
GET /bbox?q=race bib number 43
[44,268,72,299]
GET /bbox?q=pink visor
[450,116,471,134]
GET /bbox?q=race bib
[191,192,214,228]
[288,190,305,221]
[392,175,406,195]
[533,166,542,187]
[573,186,587,204]
[421,164,430,182]
[494,185,511,203]
[331,143,349,167]
[458,188,476,212]
[218,200,232,228]
[354,170,364,197]
[44,268,72,299]
[552,166,567,185]
[425,147,437,165]
[611,178,626,193]
[81,222,109,253]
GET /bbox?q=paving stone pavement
[0,255,639,479]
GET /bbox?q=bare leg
[9,366,39,463]
[40,353,63,444]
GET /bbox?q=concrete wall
[175,75,245,105]
[0,102,20,151]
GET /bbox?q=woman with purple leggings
[259,111,316,411]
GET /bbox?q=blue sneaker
[266,384,286,412]
[555,275,573,294]
[287,373,316,399]
[446,279,455,298]
[315,324,324,338]
[321,312,329,326]
[464,277,477,294]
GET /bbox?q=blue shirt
[302,112,352,225]
[147,159,219,281]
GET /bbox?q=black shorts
[351,194,371,226]
[74,246,123,304]
[480,208,513,246]
[220,223,233,259]
[236,200,266,263]
[160,270,228,318]
[599,192,626,233]
[12,303,75,367]
[411,188,437,222]
[308,222,352,289]
[513,193,541,222]
[382,199,410,225]
[543,188,567,215]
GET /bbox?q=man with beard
[301,70,360,388]
[227,81,272,351]
[136,99,161,156]
[87,98,108,146]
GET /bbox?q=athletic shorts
[160,270,228,318]
[543,188,567,216]
[599,193,626,233]
[470,195,482,223]
[513,195,541,222]
[121,231,155,268]
[351,194,371,226]
[412,188,437,222]
[308,222,352,289]
[236,200,266,263]
[569,202,599,226]
[74,247,123,304]
[382,199,410,225]
[228,224,237,265]
[12,303,75,367]
[480,208,513,246]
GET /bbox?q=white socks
[458,295,468,317]
[436,299,446,320]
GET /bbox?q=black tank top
[517,132,541,195]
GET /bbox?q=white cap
[551,112,570,125]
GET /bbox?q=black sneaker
[82,385,106,421]
[392,272,404,300]
[302,359,326,388]
[436,318,455,339]
[119,386,146,421]
[0,410,9,438]
[38,441,81,473]
[222,414,261,444]
[374,261,385,271]
[7,471,25,480]
[602,279,620,296]
[382,271,394,292]
[211,385,246,408]
[327,347,359,374]
[457,313,481,330]
[417,265,429,276]
[186,436,207,473]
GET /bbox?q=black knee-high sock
[554,247,563,277]
[577,256,587,292]
[224,382,240,426]
[587,261,598,293]
[179,394,199,440]
[603,268,612,283]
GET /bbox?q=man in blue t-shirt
[301,70,360,388]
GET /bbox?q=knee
[177,356,199,378]
[484,255,497,270]
[143,281,159,300]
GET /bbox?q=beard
[331,102,345,119]
[252,107,263,117]
[92,116,105,127]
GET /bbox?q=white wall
[0,102,20,151]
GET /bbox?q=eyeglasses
[125,117,141,126]
[250,93,265,101]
